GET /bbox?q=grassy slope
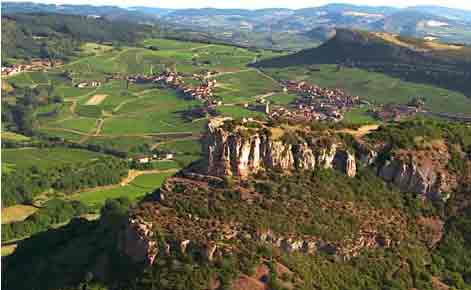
[71,171,175,206]
[264,65,471,115]
[214,69,281,103]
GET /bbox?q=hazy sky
[4,0,471,10]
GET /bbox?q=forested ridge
[1,13,160,62]
[1,156,129,207]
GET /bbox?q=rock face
[204,119,468,199]
[120,218,158,265]
[205,120,357,178]
[378,152,457,199]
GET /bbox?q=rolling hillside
[256,29,471,96]
[5,2,471,51]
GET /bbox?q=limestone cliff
[378,148,458,199]
[204,119,469,199]
[205,119,357,178]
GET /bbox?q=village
[126,71,219,105]
[1,59,63,77]
[264,80,365,123]
[2,57,428,124]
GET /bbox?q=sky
[4,0,471,10]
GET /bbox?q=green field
[264,65,471,115]
[36,128,84,142]
[267,93,298,105]
[2,148,105,170]
[6,71,70,88]
[155,139,202,155]
[214,70,281,103]
[102,114,205,135]
[53,86,94,100]
[151,160,181,171]
[102,88,205,135]
[217,105,266,119]
[71,172,175,206]
[54,117,97,133]
[76,105,103,118]
[85,136,156,154]
[343,107,377,124]
[142,38,208,50]
[155,139,203,167]
[2,38,282,154]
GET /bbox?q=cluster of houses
[183,79,217,104]
[75,80,102,88]
[369,103,424,121]
[127,71,220,105]
[1,59,63,77]
[126,71,184,87]
[131,152,175,164]
[267,80,364,122]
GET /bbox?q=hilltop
[256,29,471,96]
[4,118,471,290]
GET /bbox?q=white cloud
[4,0,471,10]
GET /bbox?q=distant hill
[4,2,471,50]
[407,5,471,22]
[1,13,160,62]
[256,29,471,95]
[1,2,160,23]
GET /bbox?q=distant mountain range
[3,2,471,49]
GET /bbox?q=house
[164,153,174,160]
[76,82,89,88]
[134,156,151,164]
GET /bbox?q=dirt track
[85,94,108,105]
[337,124,380,139]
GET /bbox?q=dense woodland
[2,199,89,241]
[1,157,128,207]
[3,164,471,290]
[1,13,160,62]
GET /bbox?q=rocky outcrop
[119,218,158,265]
[205,119,470,199]
[378,152,457,199]
[205,120,356,178]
